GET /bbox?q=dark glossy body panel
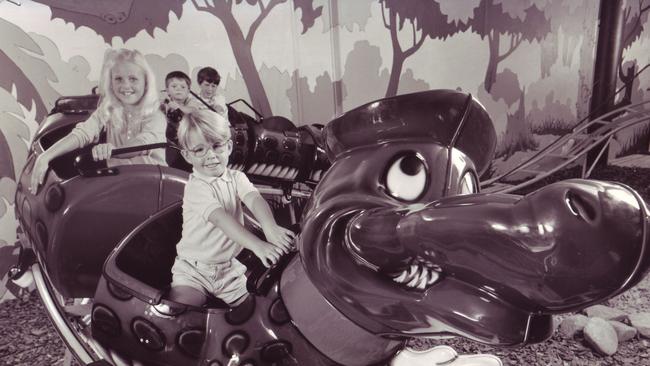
[340,180,649,338]
[93,276,339,366]
[13,101,189,297]
[93,197,339,365]
[16,158,187,297]
[281,257,403,365]
[293,90,650,346]
[19,89,650,364]
[323,89,496,174]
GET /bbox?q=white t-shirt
[176,168,257,264]
[197,93,228,120]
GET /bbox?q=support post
[586,0,625,169]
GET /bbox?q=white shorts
[170,257,248,306]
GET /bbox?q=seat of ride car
[109,202,294,309]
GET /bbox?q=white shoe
[390,345,503,366]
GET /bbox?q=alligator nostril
[565,190,597,222]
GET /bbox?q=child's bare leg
[168,286,206,306]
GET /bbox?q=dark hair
[165,71,191,87]
[197,67,221,86]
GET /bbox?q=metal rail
[31,264,96,364]
[480,100,650,194]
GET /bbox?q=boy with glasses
[169,109,294,307]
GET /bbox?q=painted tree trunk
[219,11,273,117]
[484,34,500,93]
[385,52,405,97]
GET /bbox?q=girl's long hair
[96,48,160,131]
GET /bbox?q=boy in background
[196,67,228,120]
[162,71,201,170]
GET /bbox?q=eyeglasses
[187,141,229,158]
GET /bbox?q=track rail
[480,100,650,194]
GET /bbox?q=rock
[584,317,618,355]
[629,313,650,338]
[608,320,637,342]
[30,327,47,336]
[584,304,627,321]
[559,314,589,338]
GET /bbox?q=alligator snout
[345,179,650,313]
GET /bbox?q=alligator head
[296,90,650,346]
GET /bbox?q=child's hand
[92,143,115,161]
[30,153,50,194]
[167,100,180,110]
[251,241,284,268]
[263,225,295,253]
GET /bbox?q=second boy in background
[196,67,228,120]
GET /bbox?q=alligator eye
[458,172,478,195]
[385,152,428,201]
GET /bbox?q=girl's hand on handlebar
[30,153,50,194]
[91,143,115,161]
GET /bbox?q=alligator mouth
[390,259,442,289]
[343,179,650,313]
[343,205,447,291]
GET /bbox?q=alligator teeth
[392,262,441,290]
[427,270,439,285]
[407,272,422,288]
[393,271,408,283]
[416,272,429,289]
[313,169,322,181]
[407,264,419,280]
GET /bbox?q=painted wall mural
[0,0,649,301]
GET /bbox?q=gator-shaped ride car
[11,90,650,365]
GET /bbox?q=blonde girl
[30,48,167,193]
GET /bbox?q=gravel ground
[2,276,650,366]
[413,273,650,365]
[0,292,71,366]
[2,165,650,366]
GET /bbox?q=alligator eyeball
[385,152,428,201]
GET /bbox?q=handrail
[226,98,264,119]
[481,100,650,194]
